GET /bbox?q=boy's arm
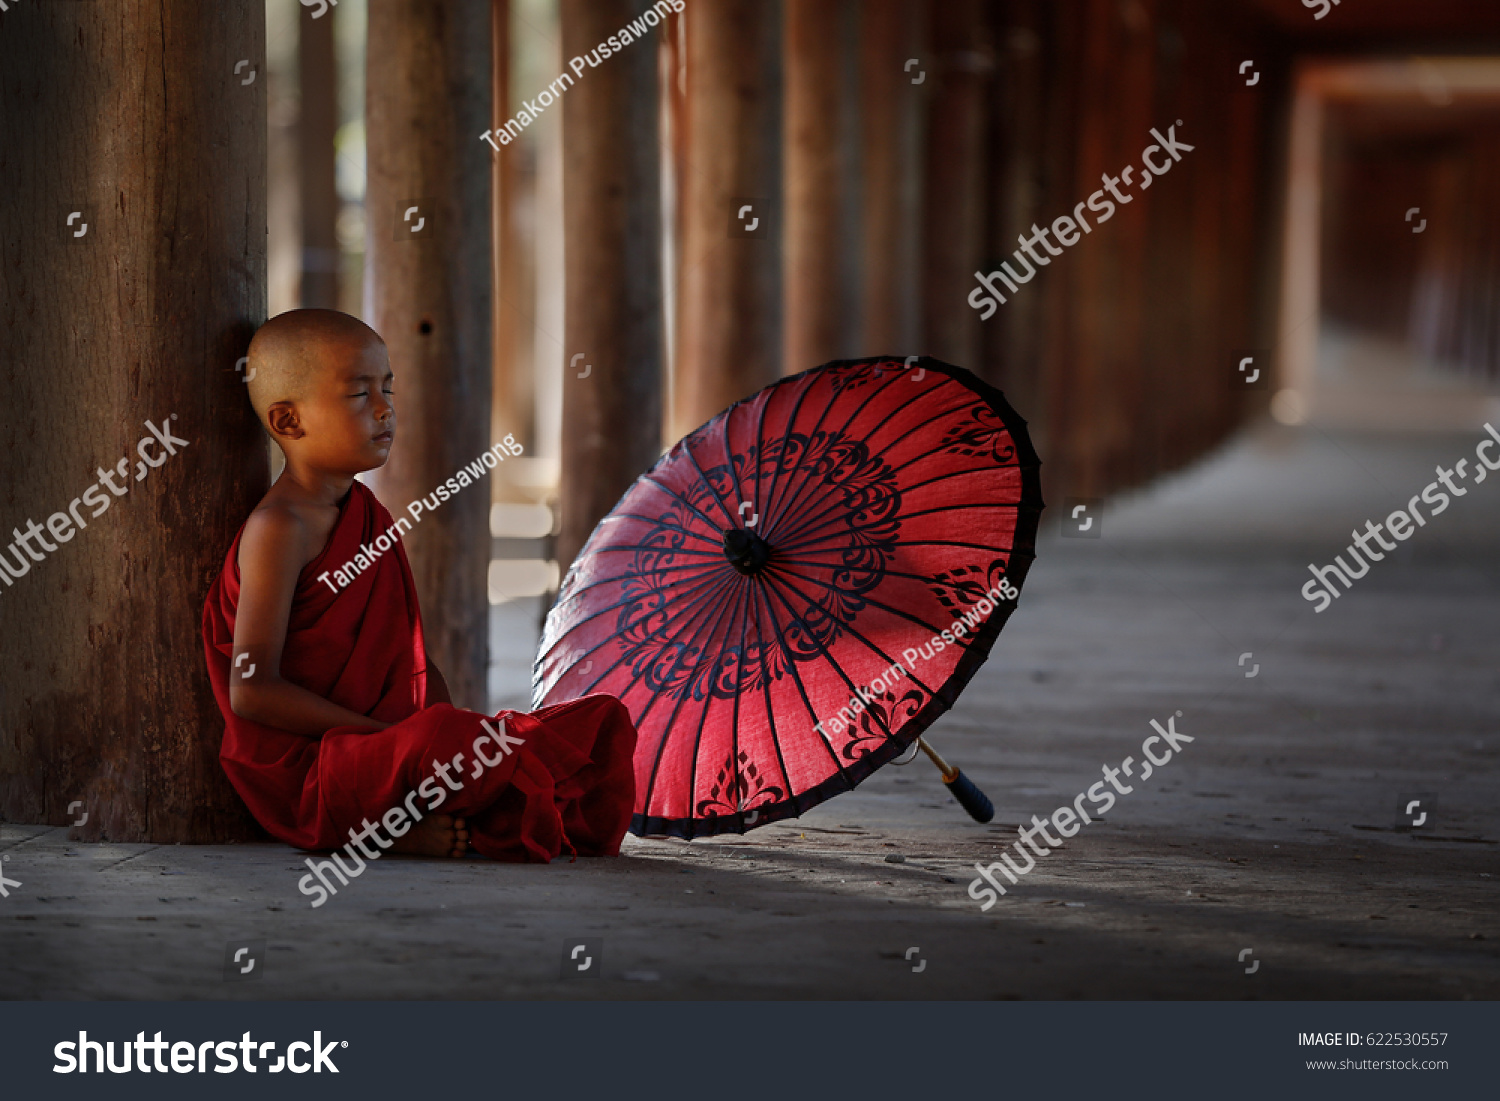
[229,506,390,736]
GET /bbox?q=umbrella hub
[722,527,772,576]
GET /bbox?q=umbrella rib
[759,567,943,697]
[762,364,935,543]
[681,568,756,827]
[750,576,855,789]
[547,561,738,612]
[724,567,755,824]
[766,395,1017,548]
[637,471,731,540]
[752,367,868,541]
[745,578,799,821]
[783,535,1039,559]
[629,573,749,823]
[768,458,1026,553]
[676,431,741,532]
[777,543,1035,563]
[548,552,726,611]
[751,554,1019,594]
[858,404,1033,487]
[570,568,739,705]
[540,570,726,663]
[754,372,824,550]
[750,393,774,555]
[595,511,725,550]
[755,573,904,755]
[538,573,737,705]
[863,386,1020,475]
[537,570,733,685]
[576,543,726,560]
[768,386,1017,546]
[747,388,775,556]
[538,556,729,658]
[774,499,1027,560]
[760,364,918,544]
[895,536,1041,551]
[535,561,732,672]
[719,400,752,534]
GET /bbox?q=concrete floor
[2,419,1498,999]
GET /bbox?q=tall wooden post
[921,0,991,368]
[858,0,926,356]
[982,0,1052,435]
[1046,0,1157,498]
[673,0,783,437]
[491,0,534,470]
[0,1,267,840]
[298,0,341,309]
[784,0,848,373]
[365,0,493,708]
[557,0,666,574]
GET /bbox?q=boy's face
[279,338,396,474]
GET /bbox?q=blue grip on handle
[945,769,994,823]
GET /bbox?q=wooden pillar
[983,0,1055,461]
[1070,0,1158,496]
[0,1,267,840]
[490,0,534,475]
[920,0,991,368]
[673,0,782,437]
[298,0,341,309]
[1154,0,1266,476]
[784,0,847,373]
[858,0,925,355]
[365,0,492,707]
[557,0,666,573]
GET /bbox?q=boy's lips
[372,430,394,444]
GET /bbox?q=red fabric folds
[201,480,636,862]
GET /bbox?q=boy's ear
[266,401,304,442]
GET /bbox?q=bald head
[245,309,384,427]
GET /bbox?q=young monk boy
[202,308,637,864]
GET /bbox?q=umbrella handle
[917,737,995,824]
[944,769,995,824]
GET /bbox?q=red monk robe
[201,480,637,862]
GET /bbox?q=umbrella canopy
[533,356,1043,838]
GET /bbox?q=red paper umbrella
[533,356,1043,838]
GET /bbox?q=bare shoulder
[237,497,328,580]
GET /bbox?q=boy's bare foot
[389,813,470,858]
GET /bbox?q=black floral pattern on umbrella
[615,428,902,700]
[926,558,1013,615]
[696,749,785,817]
[940,403,1017,464]
[837,685,928,762]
